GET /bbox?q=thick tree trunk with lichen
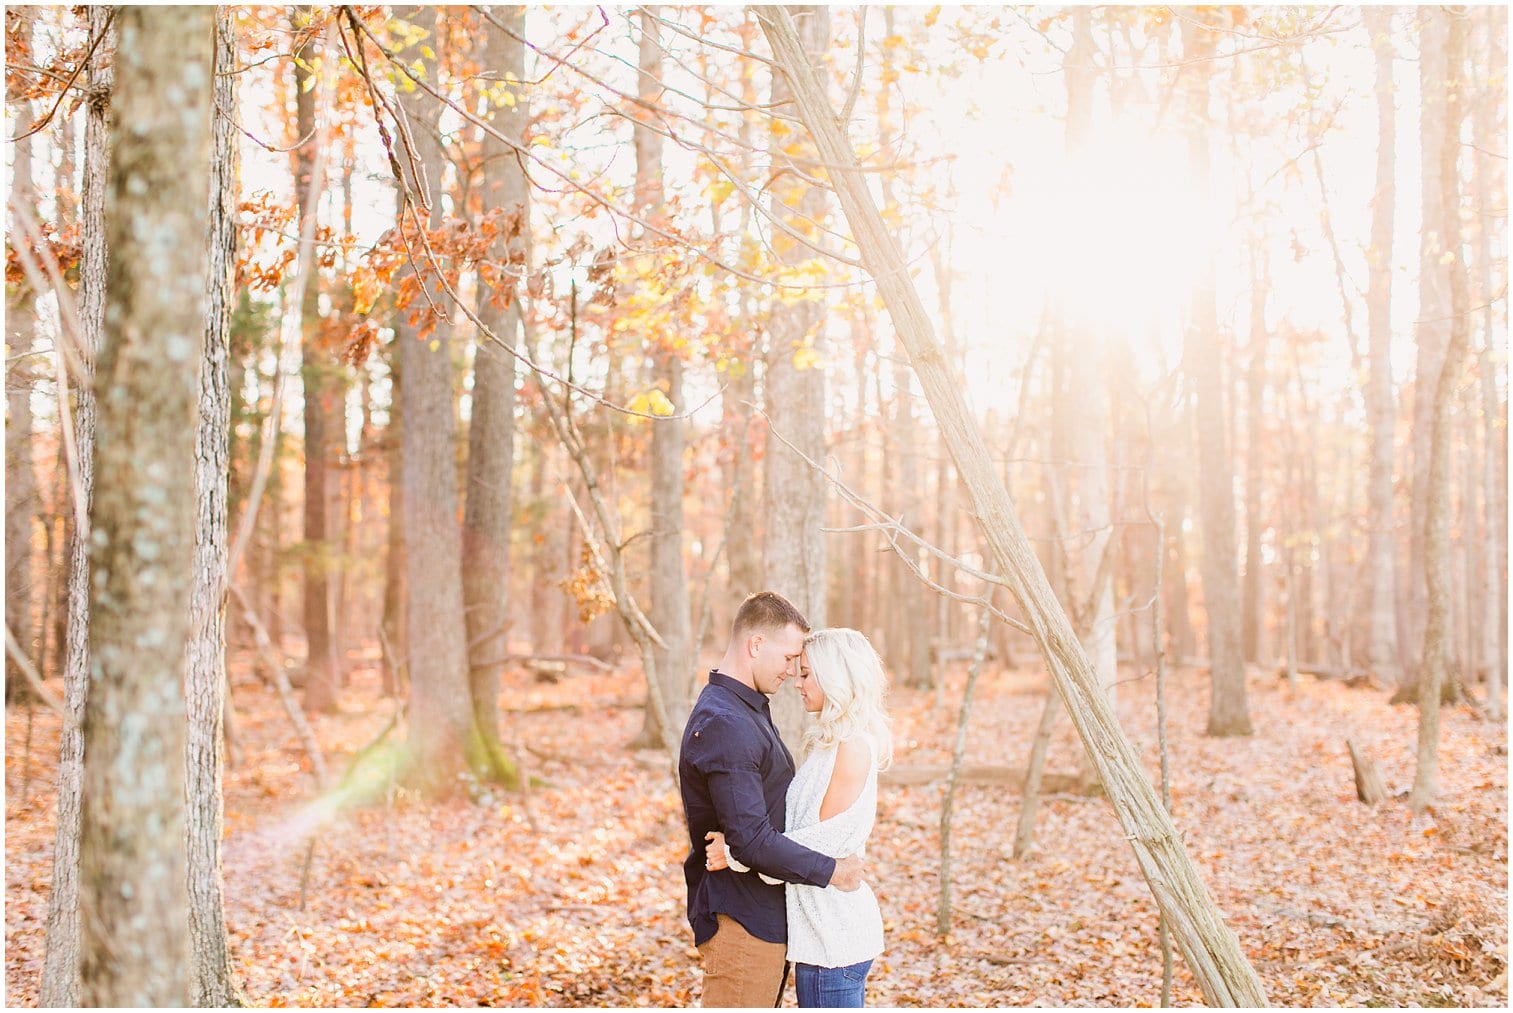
[756,6,1267,1004]
[184,11,243,1005]
[392,5,483,792]
[462,4,527,781]
[79,8,213,1005]
[39,8,110,1006]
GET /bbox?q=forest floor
[5,645,1508,1007]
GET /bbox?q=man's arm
[688,710,835,888]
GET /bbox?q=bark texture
[184,11,242,1004]
[756,7,1268,1004]
[79,8,213,1005]
[462,4,528,779]
[39,8,111,1005]
[1180,14,1251,737]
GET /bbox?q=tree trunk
[184,12,242,1004]
[39,8,110,1005]
[292,7,341,713]
[394,6,482,792]
[1061,9,1117,776]
[5,75,39,703]
[80,9,213,1004]
[380,342,405,695]
[1402,8,1452,690]
[628,7,693,749]
[1411,7,1468,813]
[1362,7,1402,686]
[756,7,1268,1003]
[1240,243,1269,665]
[1179,14,1251,737]
[1471,8,1508,719]
[462,4,528,780]
[761,4,829,754]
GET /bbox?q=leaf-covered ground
[6,650,1508,1007]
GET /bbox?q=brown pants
[697,914,788,1008]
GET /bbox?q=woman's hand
[703,830,730,871]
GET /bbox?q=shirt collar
[708,669,768,713]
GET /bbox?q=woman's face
[795,651,826,714]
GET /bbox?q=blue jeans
[794,959,872,1008]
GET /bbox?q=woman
[705,627,894,1008]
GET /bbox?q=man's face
[750,623,806,697]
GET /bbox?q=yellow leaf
[704,177,735,207]
[793,345,821,371]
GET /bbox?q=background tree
[1179,11,1252,737]
[390,5,489,791]
[38,7,111,1005]
[761,4,831,752]
[292,5,342,714]
[461,4,528,781]
[184,8,242,1004]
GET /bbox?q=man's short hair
[731,591,811,639]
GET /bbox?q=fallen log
[882,764,1094,795]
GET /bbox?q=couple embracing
[679,591,893,1008]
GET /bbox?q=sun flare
[997,128,1219,335]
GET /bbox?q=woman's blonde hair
[802,628,894,770]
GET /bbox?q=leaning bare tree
[755,5,1267,1005]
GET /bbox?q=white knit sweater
[730,735,884,968]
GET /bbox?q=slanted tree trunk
[393,5,482,792]
[1411,7,1469,813]
[462,4,528,780]
[292,6,341,713]
[79,8,213,1004]
[39,8,111,1004]
[757,7,1268,1003]
[761,4,829,753]
[5,65,39,703]
[184,12,242,1004]
[1363,7,1402,686]
[1179,13,1251,737]
[629,6,693,749]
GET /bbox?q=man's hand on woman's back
[829,854,864,892]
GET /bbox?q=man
[679,591,864,1008]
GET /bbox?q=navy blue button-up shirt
[679,671,836,946]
